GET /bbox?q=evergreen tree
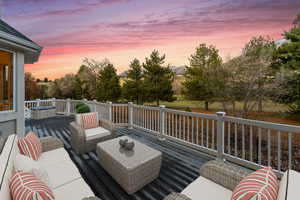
[143,50,175,106]
[182,44,222,110]
[272,13,300,114]
[97,62,121,102]
[122,58,145,104]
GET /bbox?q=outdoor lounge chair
[69,112,116,154]
[163,159,298,200]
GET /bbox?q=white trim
[0,48,16,113]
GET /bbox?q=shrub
[76,103,91,113]
[75,103,85,109]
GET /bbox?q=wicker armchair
[70,117,116,154]
[163,160,251,200]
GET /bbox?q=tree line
[26,13,300,117]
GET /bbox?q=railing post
[66,98,71,116]
[52,98,56,107]
[159,105,166,141]
[216,112,226,160]
[107,101,112,122]
[93,99,97,112]
[36,99,40,107]
[128,102,133,129]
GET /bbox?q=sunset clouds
[2,0,299,79]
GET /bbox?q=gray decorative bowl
[124,141,135,151]
[119,139,128,147]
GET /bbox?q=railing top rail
[132,104,161,111]
[164,108,217,119]
[112,103,128,107]
[224,116,300,134]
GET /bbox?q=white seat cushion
[53,178,94,200]
[38,148,71,167]
[43,160,82,189]
[84,127,110,141]
[182,176,232,200]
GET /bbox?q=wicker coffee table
[96,136,162,194]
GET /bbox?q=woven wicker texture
[200,160,251,191]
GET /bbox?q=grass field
[145,96,300,126]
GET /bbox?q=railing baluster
[187,116,190,142]
[267,129,271,166]
[196,118,199,144]
[228,122,231,154]
[192,117,194,144]
[201,119,204,146]
[277,131,281,171]
[206,119,209,148]
[250,126,253,162]
[212,120,215,149]
[175,114,178,138]
[258,128,262,165]
[235,123,238,157]
[183,116,186,140]
[288,132,292,169]
[242,124,245,159]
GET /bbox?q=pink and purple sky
[2,0,300,79]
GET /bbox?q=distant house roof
[0,19,42,63]
[274,39,291,47]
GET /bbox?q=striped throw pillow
[231,167,279,200]
[18,132,42,160]
[10,171,54,200]
[81,112,98,130]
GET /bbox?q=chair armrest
[163,193,191,200]
[200,160,251,191]
[99,118,116,135]
[40,136,64,152]
[69,121,86,154]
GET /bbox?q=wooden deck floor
[25,116,212,200]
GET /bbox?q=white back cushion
[0,135,19,200]
[284,170,300,200]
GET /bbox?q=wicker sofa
[0,134,97,200]
[164,160,297,200]
[70,113,116,154]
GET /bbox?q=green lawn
[145,96,288,113]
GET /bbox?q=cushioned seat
[84,127,111,141]
[38,148,71,166]
[53,178,94,200]
[181,176,232,200]
[43,160,82,189]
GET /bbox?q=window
[0,50,14,111]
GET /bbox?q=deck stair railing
[25,98,300,172]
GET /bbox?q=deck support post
[128,102,133,129]
[107,101,112,123]
[36,99,40,107]
[93,99,97,112]
[159,105,166,141]
[216,112,226,160]
[66,98,71,116]
[52,98,56,107]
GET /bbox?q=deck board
[25,116,212,200]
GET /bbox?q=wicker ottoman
[96,136,162,194]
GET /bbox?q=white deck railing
[25,98,300,172]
